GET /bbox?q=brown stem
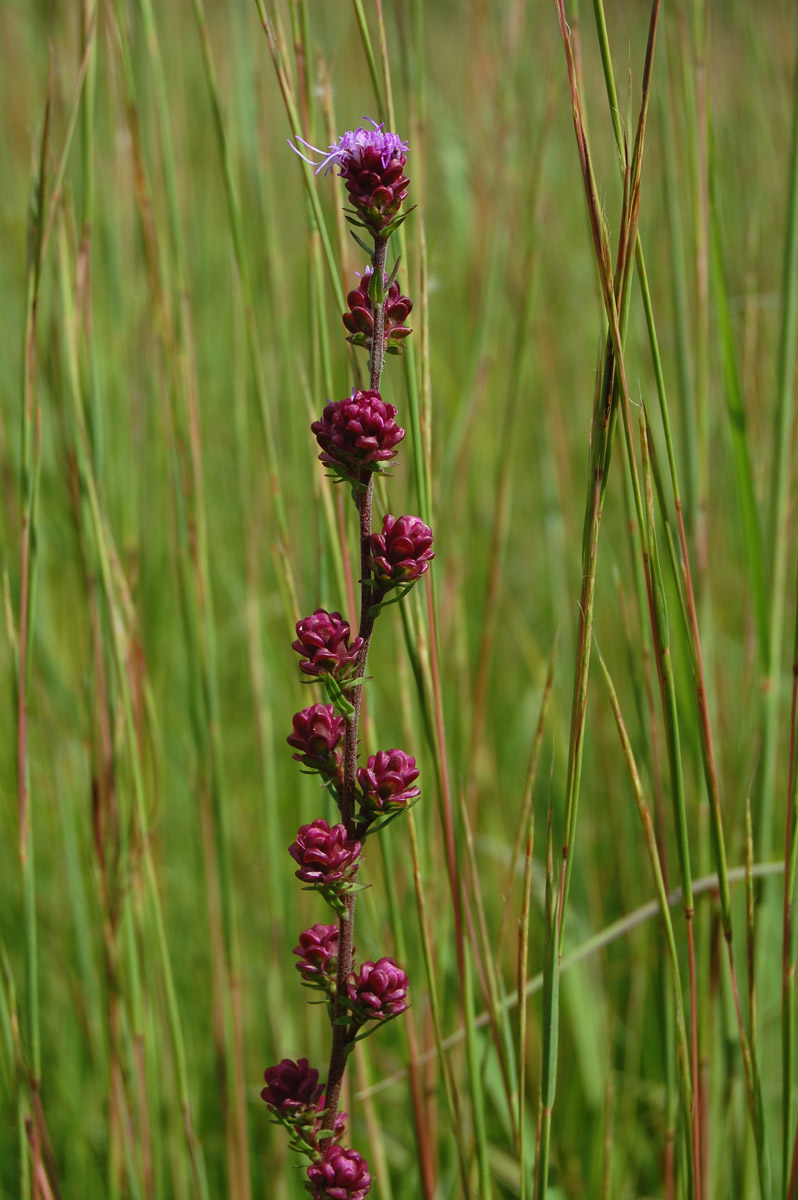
[322,886,356,1129]
[323,223,391,1130]
[321,477,377,1130]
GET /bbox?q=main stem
[322,232,389,1132]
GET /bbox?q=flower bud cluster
[266,121,432,1198]
[357,750,421,821]
[370,514,434,599]
[343,268,413,355]
[311,390,405,488]
[289,820,362,915]
[288,704,345,784]
[261,1058,340,1160]
[294,924,341,991]
[293,610,364,680]
[307,1145,373,1200]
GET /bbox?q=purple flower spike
[261,1058,323,1114]
[342,268,413,355]
[311,391,405,484]
[346,957,409,1024]
[357,749,420,817]
[289,820,362,887]
[292,610,364,680]
[370,514,434,594]
[294,923,343,989]
[293,120,409,237]
[306,1144,372,1199]
[288,704,346,779]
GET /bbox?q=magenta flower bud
[288,705,346,778]
[293,923,342,989]
[306,1144,372,1199]
[346,957,409,1023]
[292,610,364,680]
[289,820,361,887]
[311,391,405,483]
[292,120,409,238]
[357,749,420,816]
[342,268,413,355]
[261,1058,323,1114]
[369,514,434,594]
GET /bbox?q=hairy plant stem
[369,237,389,391]
[321,231,389,1133]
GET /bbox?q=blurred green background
[1,0,797,1196]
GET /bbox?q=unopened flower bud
[289,820,361,888]
[311,391,404,485]
[261,1058,323,1115]
[306,1144,372,1199]
[293,923,343,990]
[342,268,413,354]
[369,514,434,594]
[357,749,420,817]
[346,957,409,1024]
[288,704,346,780]
[292,610,364,680]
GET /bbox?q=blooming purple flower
[293,120,409,237]
[288,704,346,779]
[293,923,342,989]
[261,1058,323,1114]
[292,610,364,680]
[311,391,404,483]
[346,957,409,1023]
[306,1144,372,1199]
[342,268,413,354]
[289,820,362,887]
[369,514,434,593]
[357,749,420,816]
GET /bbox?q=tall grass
[1,0,797,1196]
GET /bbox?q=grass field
[2,1,798,1197]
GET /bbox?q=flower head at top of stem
[292,610,364,682]
[306,1143,372,1199]
[291,119,409,238]
[311,391,405,487]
